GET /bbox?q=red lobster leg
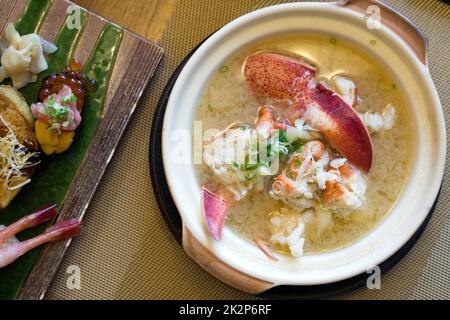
[202,186,229,241]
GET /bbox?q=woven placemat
[46,0,449,300]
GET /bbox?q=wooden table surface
[73,0,176,42]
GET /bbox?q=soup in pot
[195,35,413,258]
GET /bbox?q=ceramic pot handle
[339,0,428,65]
[182,224,275,294]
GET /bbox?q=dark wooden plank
[0,0,18,32]
[17,37,164,300]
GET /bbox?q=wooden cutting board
[0,0,163,300]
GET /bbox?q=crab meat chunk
[269,208,309,258]
[331,75,358,106]
[359,104,396,133]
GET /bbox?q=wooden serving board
[0,0,163,299]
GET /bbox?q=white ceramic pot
[162,1,446,294]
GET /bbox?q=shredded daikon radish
[0,116,39,191]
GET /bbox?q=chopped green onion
[219,66,229,73]
[243,163,258,171]
[61,95,77,103]
[245,172,254,181]
[48,96,56,106]
[47,104,70,121]
[329,38,337,44]
[278,130,289,143]
[266,143,273,158]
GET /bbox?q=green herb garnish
[291,141,305,153]
[278,130,289,143]
[48,96,56,106]
[61,95,77,104]
[266,143,273,158]
[245,172,254,181]
[219,66,229,73]
[47,104,70,121]
[208,104,213,112]
[370,39,377,45]
[243,162,258,171]
[329,38,337,44]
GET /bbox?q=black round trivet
[149,40,440,299]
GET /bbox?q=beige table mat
[47,0,449,300]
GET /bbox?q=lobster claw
[243,52,373,172]
[243,52,316,101]
[312,82,372,172]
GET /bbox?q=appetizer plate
[159,1,445,294]
[150,43,440,298]
[0,0,163,300]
